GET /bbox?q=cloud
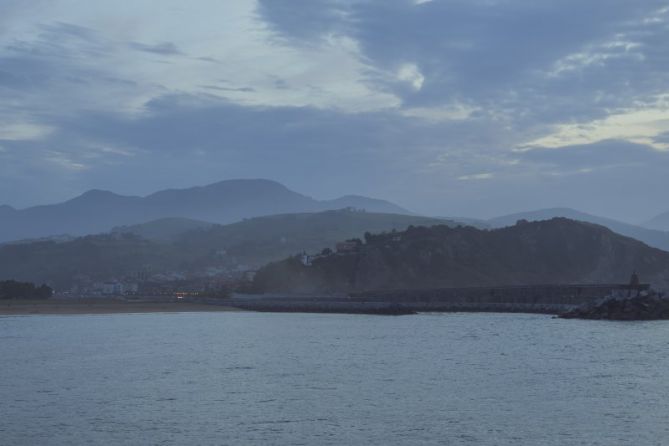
[255,1,352,43]
[129,41,182,55]
[201,85,256,93]
[519,139,668,167]
[397,63,424,91]
[0,20,145,119]
[0,123,54,141]
[1,89,668,221]
[0,91,507,207]
[458,173,493,181]
[258,0,669,117]
[520,102,669,151]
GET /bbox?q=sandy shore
[0,299,240,315]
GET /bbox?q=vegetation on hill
[111,218,214,241]
[252,218,669,294]
[488,207,669,251]
[172,210,451,268]
[0,233,174,290]
[0,210,451,290]
[0,280,53,300]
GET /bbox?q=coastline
[0,299,241,315]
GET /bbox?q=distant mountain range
[644,211,669,232]
[486,208,669,252]
[3,177,669,258]
[253,218,669,293]
[0,179,409,243]
[93,206,669,253]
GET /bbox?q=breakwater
[208,283,649,315]
[349,283,650,313]
[203,295,416,315]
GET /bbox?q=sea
[1,312,668,445]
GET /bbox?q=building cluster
[99,281,139,296]
[61,265,258,298]
[60,235,371,297]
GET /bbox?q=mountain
[644,211,669,231]
[0,209,451,290]
[252,218,669,293]
[436,216,490,229]
[319,195,408,215]
[171,209,452,267]
[111,218,214,241]
[0,234,75,247]
[487,208,669,252]
[0,179,410,243]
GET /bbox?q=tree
[0,280,53,300]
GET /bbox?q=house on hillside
[299,252,313,266]
[336,240,361,254]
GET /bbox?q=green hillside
[0,210,453,290]
[253,218,669,293]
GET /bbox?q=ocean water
[1,312,668,445]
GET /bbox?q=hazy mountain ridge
[0,179,409,243]
[0,210,450,290]
[318,195,408,214]
[253,218,669,293]
[111,218,215,241]
[487,208,669,252]
[644,211,669,231]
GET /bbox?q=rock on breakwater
[559,291,669,320]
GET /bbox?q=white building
[102,282,123,295]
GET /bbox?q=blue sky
[1,0,668,221]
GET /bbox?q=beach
[0,299,239,315]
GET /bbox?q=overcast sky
[1,0,668,221]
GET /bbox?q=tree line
[0,280,53,300]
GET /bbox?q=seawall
[207,283,649,315]
[349,284,649,313]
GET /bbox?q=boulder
[559,291,669,320]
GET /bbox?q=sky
[1,0,668,222]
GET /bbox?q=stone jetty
[202,281,654,316]
[559,291,669,320]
